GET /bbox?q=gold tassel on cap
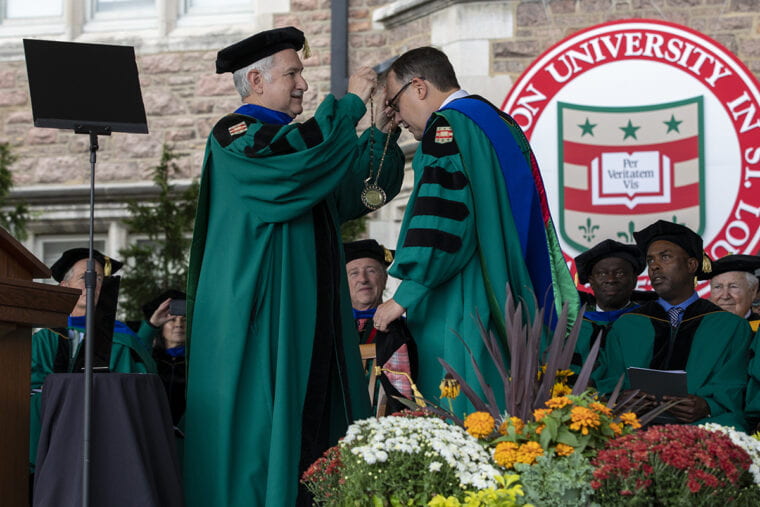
[302,37,311,59]
[383,247,393,264]
[702,252,712,275]
[104,256,113,277]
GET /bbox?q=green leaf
[555,426,579,446]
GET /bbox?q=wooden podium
[0,227,79,507]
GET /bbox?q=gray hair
[233,54,276,99]
[744,271,759,294]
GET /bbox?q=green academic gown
[571,304,639,374]
[742,314,760,430]
[184,94,403,506]
[29,320,156,468]
[389,96,578,417]
[593,299,751,430]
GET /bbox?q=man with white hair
[185,26,404,506]
[705,255,760,327]
[708,255,760,431]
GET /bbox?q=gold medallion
[361,185,386,210]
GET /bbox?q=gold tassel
[104,256,112,277]
[574,272,579,285]
[702,252,712,274]
[383,247,393,264]
[302,37,311,59]
[376,366,426,408]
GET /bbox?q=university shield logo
[558,98,705,250]
[502,19,760,294]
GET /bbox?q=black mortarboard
[574,239,645,284]
[141,289,186,320]
[50,247,123,282]
[700,254,760,280]
[215,26,306,74]
[633,220,711,275]
[344,239,394,267]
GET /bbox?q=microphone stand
[78,127,109,507]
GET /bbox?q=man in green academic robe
[372,47,579,415]
[702,254,760,431]
[571,239,648,374]
[30,248,155,471]
[184,27,404,506]
[593,221,752,430]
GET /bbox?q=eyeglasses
[386,79,416,112]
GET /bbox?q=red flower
[591,425,755,503]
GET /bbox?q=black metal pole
[82,132,99,507]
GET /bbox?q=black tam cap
[50,248,123,282]
[215,26,306,74]
[701,254,760,280]
[344,239,394,267]
[141,289,186,320]
[633,220,711,276]
[574,239,645,284]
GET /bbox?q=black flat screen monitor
[23,38,148,134]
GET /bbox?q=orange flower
[493,441,520,469]
[619,412,642,429]
[590,401,613,417]
[609,422,623,435]
[516,441,544,465]
[535,423,546,435]
[509,416,524,434]
[569,406,601,435]
[463,411,495,439]
[533,408,552,422]
[554,443,575,456]
[545,396,572,409]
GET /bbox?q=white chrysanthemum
[699,423,760,484]
[340,415,500,489]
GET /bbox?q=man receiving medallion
[184,27,404,506]
[372,47,578,414]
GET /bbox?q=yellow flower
[439,375,461,399]
[498,417,524,436]
[463,411,495,439]
[428,495,461,507]
[555,369,575,379]
[609,422,623,435]
[568,406,601,435]
[545,396,572,409]
[551,382,572,397]
[536,364,548,380]
[509,416,524,434]
[590,401,613,417]
[619,412,642,429]
[554,443,575,456]
[493,441,520,469]
[516,441,544,465]
[535,423,546,435]
[533,408,552,422]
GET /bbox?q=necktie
[667,306,683,327]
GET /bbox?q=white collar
[439,89,469,110]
